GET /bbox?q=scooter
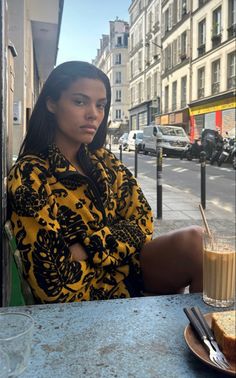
[180,140,202,161]
[217,138,234,167]
[230,140,236,170]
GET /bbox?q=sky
[57,0,131,65]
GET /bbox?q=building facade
[7,0,63,157]
[189,0,236,140]
[128,0,162,130]
[93,19,130,139]
[157,0,191,132]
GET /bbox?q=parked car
[118,133,129,150]
[142,125,190,156]
[127,130,144,152]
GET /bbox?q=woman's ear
[46,97,56,114]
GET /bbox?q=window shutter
[169,4,173,31]
[177,35,181,63]
[186,29,190,58]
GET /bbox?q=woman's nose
[85,104,98,119]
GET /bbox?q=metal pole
[134,144,138,178]
[119,144,122,162]
[200,151,206,209]
[156,138,163,219]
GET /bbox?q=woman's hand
[69,243,88,261]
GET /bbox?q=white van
[127,130,144,152]
[142,125,190,156]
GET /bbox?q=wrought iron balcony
[227,76,236,90]
[212,82,220,94]
[197,44,205,56]
[211,33,221,48]
[198,88,204,99]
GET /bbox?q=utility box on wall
[13,101,22,124]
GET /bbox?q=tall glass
[203,233,236,307]
[0,349,9,378]
[0,313,34,376]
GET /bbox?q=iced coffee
[203,234,235,307]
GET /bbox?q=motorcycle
[230,140,236,170]
[180,140,202,161]
[210,139,224,165]
[217,138,234,167]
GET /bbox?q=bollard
[119,144,122,162]
[156,138,163,219]
[200,151,206,209]
[134,144,138,178]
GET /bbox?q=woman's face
[47,77,107,148]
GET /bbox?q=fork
[183,307,230,370]
[191,306,231,369]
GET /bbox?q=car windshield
[136,132,143,139]
[159,126,185,137]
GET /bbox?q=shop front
[155,108,190,133]
[129,100,153,130]
[189,94,236,141]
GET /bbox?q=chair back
[4,221,35,305]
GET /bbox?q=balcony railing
[211,33,222,48]
[198,88,204,99]
[227,76,236,90]
[212,82,220,94]
[197,44,205,56]
[181,99,187,108]
[228,24,236,39]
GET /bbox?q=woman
[8,61,203,303]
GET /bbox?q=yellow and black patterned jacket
[8,144,153,303]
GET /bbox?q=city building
[189,0,236,139]
[128,0,162,130]
[157,0,192,133]
[7,0,64,158]
[93,19,130,141]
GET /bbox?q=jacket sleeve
[8,161,96,303]
[82,150,154,267]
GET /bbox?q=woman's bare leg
[140,226,203,294]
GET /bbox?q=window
[198,67,205,98]
[138,82,143,102]
[117,37,122,46]
[138,51,142,70]
[181,76,187,108]
[211,59,220,94]
[115,90,121,102]
[180,31,187,59]
[167,45,172,69]
[227,51,236,89]
[172,81,177,110]
[198,19,206,56]
[153,72,158,98]
[115,72,121,84]
[116,109,121,119]
[164,9,169,33]
[115,53,121,64]
[172,39,177,66]
[212,7,222,47]
[228,0,236,38]
[164,85,169,113]
[181,0,187,16]
[172,0,178,25]
[147,77,151,100]
[130,60,134,78]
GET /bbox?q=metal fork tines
[183,307,231,370]
[191,306,231,369]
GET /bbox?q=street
[114,149,235,215]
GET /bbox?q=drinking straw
[199,204,212,237]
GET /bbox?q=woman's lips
[80,125,97,133]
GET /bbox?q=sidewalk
[137,173,235,238]
[111,145,235,237]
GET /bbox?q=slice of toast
[212,310,236,362]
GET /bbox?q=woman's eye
[74,100,84,106]
[97,103,106,109]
